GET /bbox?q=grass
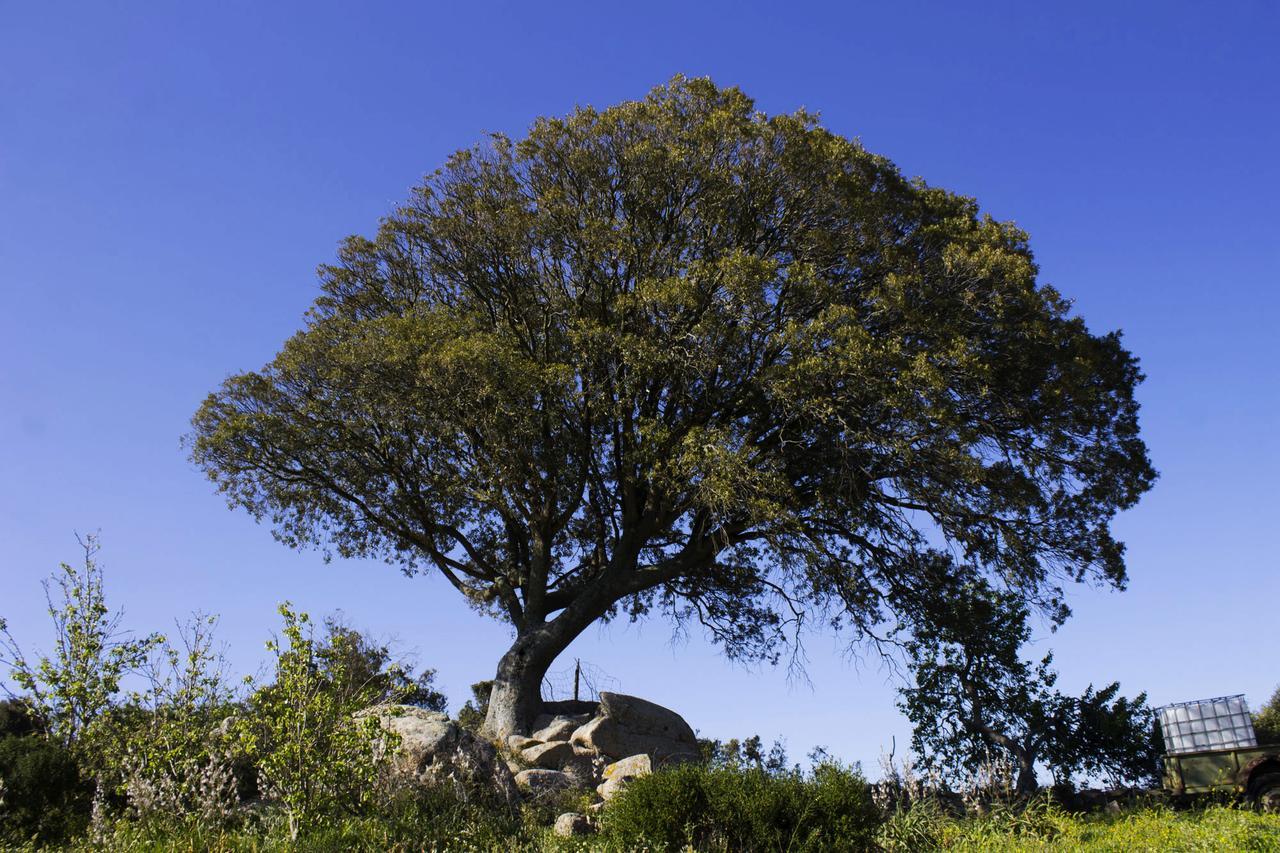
[38,801,1277,852]
[7,769,1279,851]
[42,799,1280,845]
[886,800,1280,852]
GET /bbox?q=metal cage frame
[1157,694,1257,756]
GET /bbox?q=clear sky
[2,1,1276,771]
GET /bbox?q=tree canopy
[189,76,1155,735]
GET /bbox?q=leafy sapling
[0,534,162,752]
[234,603,395,840]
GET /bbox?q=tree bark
[481,623,580,738]
[1014,753,1038,794]
[480,538,657,738]
[964,679,1041,794]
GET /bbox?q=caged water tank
[1157,694,1257,755]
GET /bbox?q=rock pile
[506,691,698,806]
[362,691,698,836]
[354,705,520,807]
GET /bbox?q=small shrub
[601,760,880,852]
[518,784,597,836]
[1255,686,1280,746]
[109,613,240,825]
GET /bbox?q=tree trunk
[1014,752,1038,794]
[970,706,1040,795]
[481,627,573,738]
[479,548,647,738]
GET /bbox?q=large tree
[189,77,1155,737]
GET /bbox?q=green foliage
[105,613,241,824]
[1056,682,1159,787]
[898,562,1156,792]
[876,794,949,852]
[315,615,447,712]
[79,784,531,852]
[873,796,1280,852]
[942,797,1074,848]
[189,76,1155,734]
[0,535,162,753]
[456,679,494,734]
[698,733,791,774]
[1255,686,1280,746]
[936,803,1280,851]
[0,732,92,846]
[66,800,1280,852]
[0,698,40,739]
[600,760,881,851]
[233,603,394,840]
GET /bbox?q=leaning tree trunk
[481,623,580,738]
[480,559,637,738]
[969,704,1041,796]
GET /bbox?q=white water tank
[1157,694,1257,755]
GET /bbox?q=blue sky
[1,1,1276,770]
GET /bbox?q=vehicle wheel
[1250,772,1280,814]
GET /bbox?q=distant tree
[315,616,447,712]
[898,560,1157,792]
[189,76,1156,737]
[1047,682,1159,788]
[699,734,791,775]
[455,680,494,734]
[1254,686,1280,745]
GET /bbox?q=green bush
[0,535,162,755]
[1255,686,1280,746]
[0,732,92,846]
[233,603,393,841]
[0,699,40,739]
[600,761,881,852]
[101,614,241,825]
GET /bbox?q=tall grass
[882,799,1280,852]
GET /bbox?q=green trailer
[1163,744,1280,809]
[1158,695,1280,811]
